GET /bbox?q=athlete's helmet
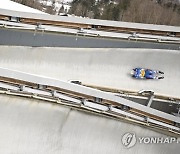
[130,70,135,75]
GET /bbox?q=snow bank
[0,0,47,14]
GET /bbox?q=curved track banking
[0,28,179,50]
[0,94,179,154]
[0,46,180,98]
[0,46,180,154]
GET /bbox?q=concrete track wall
[0,46,180,98]
[0,94,179,154]
[0,46,180,153]
[0,28,180,50]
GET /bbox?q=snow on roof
[0,0,47,14]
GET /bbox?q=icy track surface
[0,46,180,98]
[0,94,179,154]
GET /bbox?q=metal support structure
[147,93,155,107]
[0,67,179,133]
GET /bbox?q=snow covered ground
[0,0,46,14]
[0,0,72,16]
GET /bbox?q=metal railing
[0,68,179,136]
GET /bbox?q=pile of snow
[0,0,47,14]
[40,0,72,14]
[54,2,71,13]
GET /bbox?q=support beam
[147,95,155,107]
[0,67,179,124]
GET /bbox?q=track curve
[0,46,180,98]
[0,94,179,154]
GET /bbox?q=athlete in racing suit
[132,68,164,79]
[132,68,145,78]
[145,69,157,79]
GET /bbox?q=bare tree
[122,0,180,26]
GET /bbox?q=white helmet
[130,70,135,75]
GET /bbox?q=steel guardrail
[0,67,179,136]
